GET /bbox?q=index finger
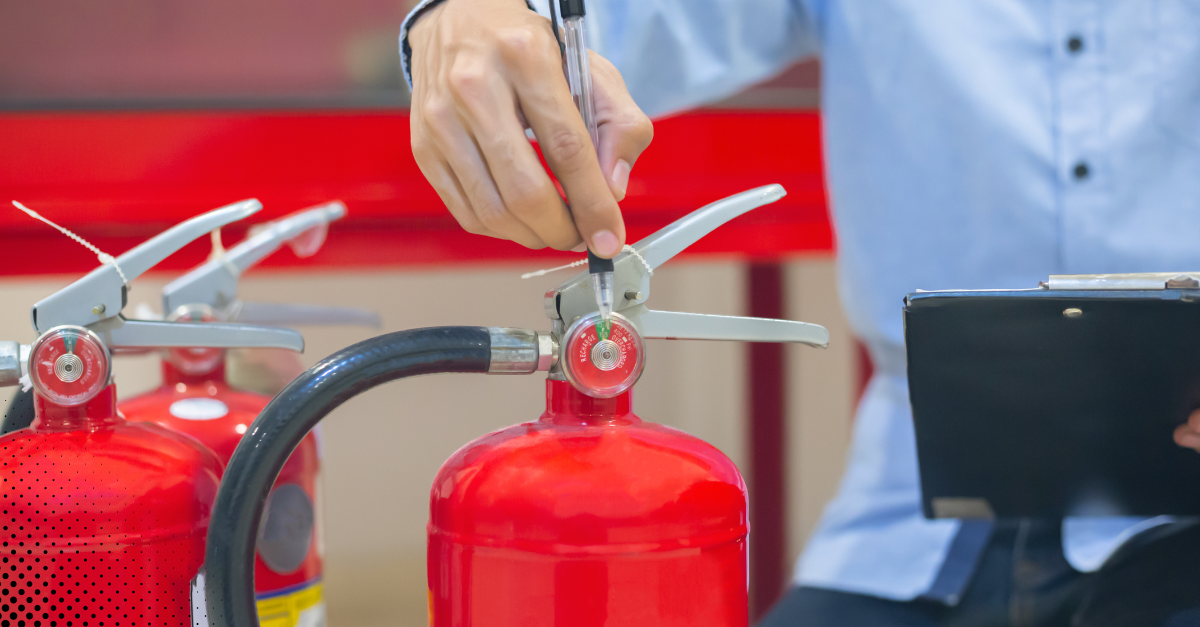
[509,47,625,258]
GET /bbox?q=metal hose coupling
[488,328,558,374]
[203,326,550,627]
[0,342,22,389]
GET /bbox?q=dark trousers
[760,520,1200,627]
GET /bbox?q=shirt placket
[1053,0,1108,273]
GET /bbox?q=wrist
[399,0,539,90]
[400,0,451,89]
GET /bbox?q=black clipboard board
[905,285,1200,519]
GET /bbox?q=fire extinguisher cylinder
[204,326,547,627]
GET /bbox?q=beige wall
[0,258,856,627]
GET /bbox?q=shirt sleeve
[575,0,825,117]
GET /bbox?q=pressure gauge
[560,312,645,398]
[28,325,111,407]
[164,304,226,376]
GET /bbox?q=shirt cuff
[399,0,539,91]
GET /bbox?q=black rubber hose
[205,327,492,627]
[1,388,34,435]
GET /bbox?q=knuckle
[446,64,488,100]
[458,218,488,236]
[495,26,537,58]
[410,134,435,164]
[630,114,654,148]
[507,177,558,213]
[422,97,456,135]
[545,127,589,167]
[497,25,557,67]
[474,203,511,231]
[544,228,582,251]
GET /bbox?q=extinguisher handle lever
[162,201,347,313]
[630,184,786,271]
[90,317,305,352]
[32,199,262,332]
[228,301,382,329]
[547,185,789,326]
[630,308,829,348]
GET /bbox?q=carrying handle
[632,185,786,271]
[91,318,304,352]
[632,309,829,348]
[32,199,262,332]
[162,201,346,312]
[229,302,382,328]
[548,185,793,326]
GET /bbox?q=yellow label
[256,581,324,627]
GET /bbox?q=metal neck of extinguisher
[31,384,120,433]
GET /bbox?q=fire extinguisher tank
[0,199,308,627]
[118,361,324,619]
[428,380,748,626]
[0,385,223,625]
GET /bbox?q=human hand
[1173,410,1200,453]
[408,0,653,257]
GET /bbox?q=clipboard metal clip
[1045,272,1200,291]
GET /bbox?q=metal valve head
[159,200,381,329]
[25,200,305,356]
[538,185,830,397]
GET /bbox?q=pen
[559,0,615,321]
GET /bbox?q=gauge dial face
[561,312,645,398]
[29,326,111,406]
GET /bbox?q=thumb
[592,53,654,203]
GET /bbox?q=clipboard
[905,273,1200,519]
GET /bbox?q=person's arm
[400,0,819,255]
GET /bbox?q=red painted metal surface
[747,263,788,620]
[0,383,223,625]
[118,360,323,617]
[0,111,830,275]
[427,380,749,626]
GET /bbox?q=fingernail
[611,159,631,201]
[591,230,621,257]
[571,242,587,252]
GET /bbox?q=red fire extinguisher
[203,185,829,627]
[0,200,306,626]
[119,201,379,627]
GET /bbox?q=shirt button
[1073,161,1090,180]
[1067,35,1084,54]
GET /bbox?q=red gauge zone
[562,313,645,398]
[30,326,111,406]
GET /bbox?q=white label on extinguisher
[170,398,229,420]
[190,568,208,627]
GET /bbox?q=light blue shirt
[404,0,1200,603]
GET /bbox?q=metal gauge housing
[560,312,645,398]
[28,325,112,406]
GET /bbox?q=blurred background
[0,1,856,625]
